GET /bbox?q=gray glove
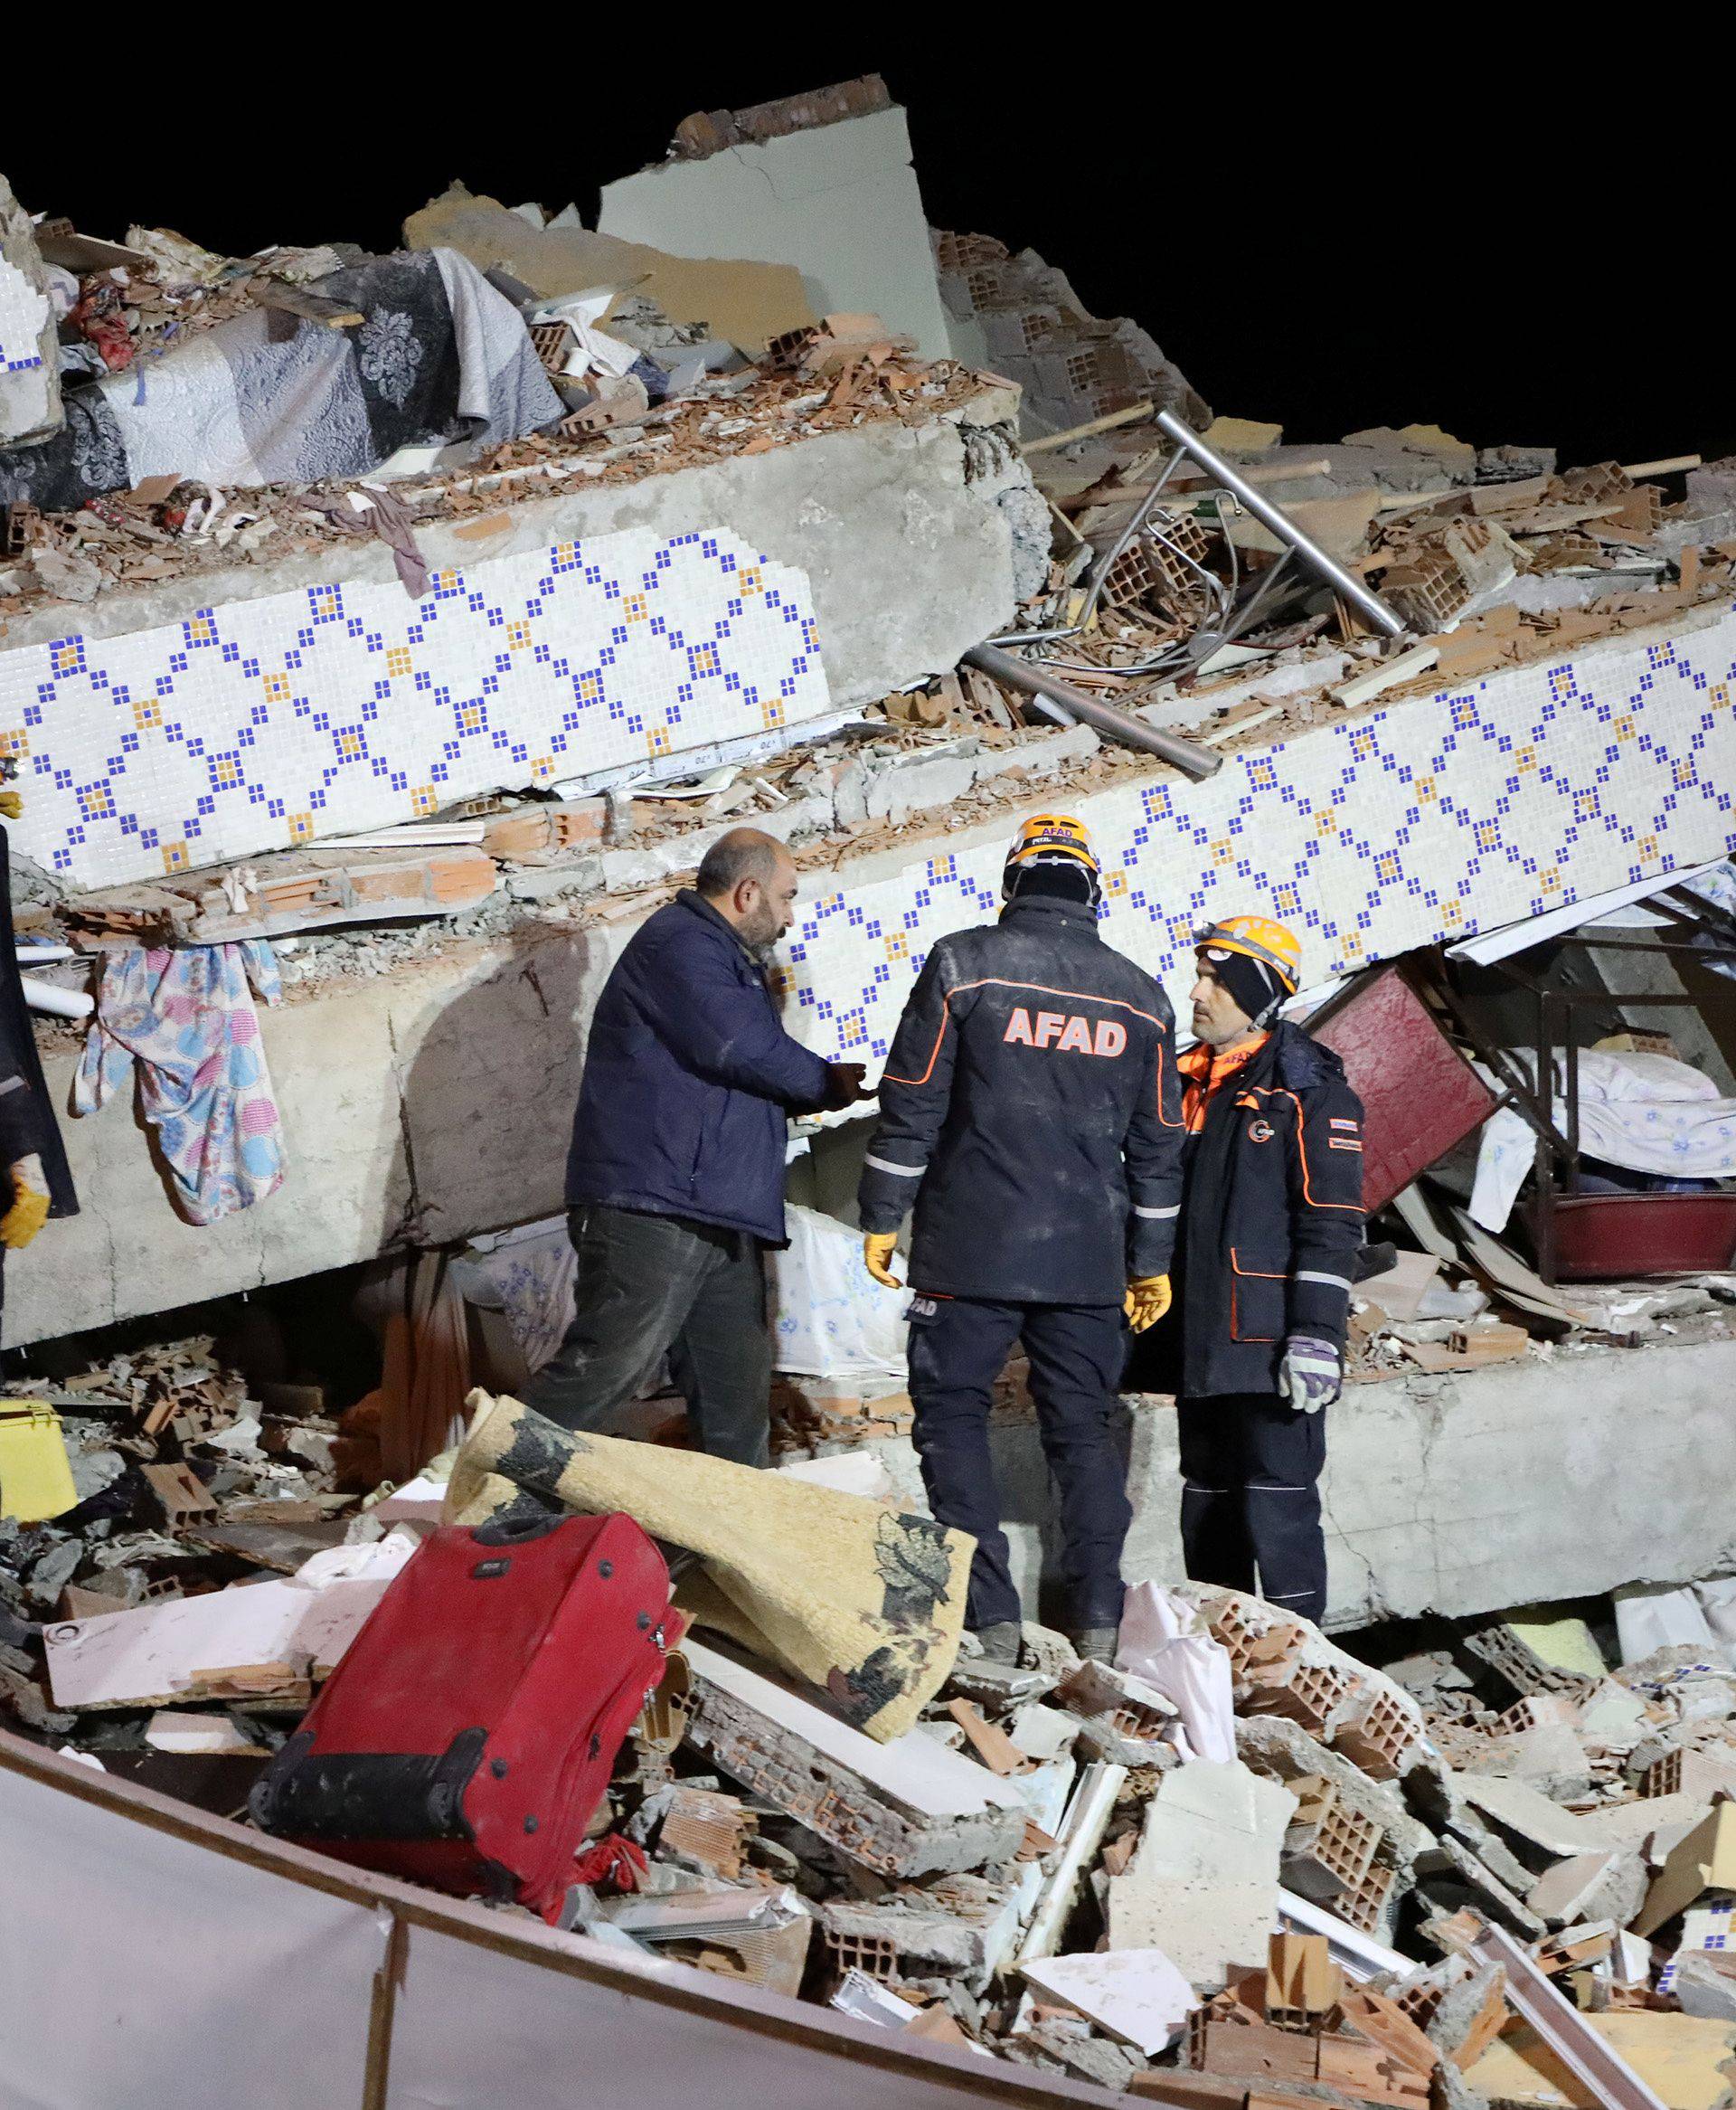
[1278,1334,1340,1414]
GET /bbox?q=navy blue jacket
[856,896,1185,1303]
[1136,1022,1365,1399]
[565,890,834,1244]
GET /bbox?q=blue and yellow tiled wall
[2,525,829,887]
[780,619,1736,1065]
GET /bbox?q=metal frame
[1423,899,1736,1282]
[1153,411,1409,639]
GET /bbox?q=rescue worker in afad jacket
[857,816,1185,1666]
[1133,916,1366,1627]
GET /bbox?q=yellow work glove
[1124,1273,1172,1333]
[0,790,21,820]
[863,1232,902,1289]
[1,1154,49,1250]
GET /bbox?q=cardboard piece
[405,185,813,355]
[1636,1802,1736,1936]
[1467,2013,1736,2110]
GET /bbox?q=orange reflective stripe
[882,1005,954,1087]
[1270,1087,1362,1212]
[1152,1034,1183,1128]
[882,977,1168,1088]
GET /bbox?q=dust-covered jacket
[857,894,1184,1302]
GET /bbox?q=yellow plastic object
[1124,1273,1173,1333]
[0,1186,49,1250]
[0,1403,78,1523]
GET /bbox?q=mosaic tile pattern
[2,526,829,888]
[779,610,1736,1064]
[0,257,48,374]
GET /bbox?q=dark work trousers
[907,1296,1130,1633]
[519,1205,772,1467]
[1176,1393,1328,1624]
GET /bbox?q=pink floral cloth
[74,941,285,1225]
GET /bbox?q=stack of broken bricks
[18,1406,1736,2105]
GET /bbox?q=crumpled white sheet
[1116,1582,1237,1765]
[1469,1047,1736,1232]
[288,1528,420,1593]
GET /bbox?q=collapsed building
[6,74,1736,2109]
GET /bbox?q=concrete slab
[599,109,951,362]
[0,174,61,447]
[1107,1758,1295,1990]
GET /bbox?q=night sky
[5,47,1724,476]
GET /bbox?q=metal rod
[1470,1923,1670,2110]
[1536,987,1558,1285]
[1022,400,1155,454]
[1153,410,1410,639]
[965,642,1222,780]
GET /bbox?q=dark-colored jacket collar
[1272,1016,1349,1091]
[999,894,1100,933]
[675,886,765,970]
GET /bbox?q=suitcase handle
[472,1507,568,1547]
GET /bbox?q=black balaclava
[1007,857,1099,910]
[1205,947,1287,1029]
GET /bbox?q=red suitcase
[250,1509,670,1922]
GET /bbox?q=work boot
[974,1621,1024,1665]
[1069,1626,1118,1664]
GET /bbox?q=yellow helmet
[1195,913,1302,994]
[1005,813,1100,882]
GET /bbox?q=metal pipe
[1470,1923,1670,2110]
[965,642,1222,781]
[1153,410,1410,639]
[21,977,93,1021]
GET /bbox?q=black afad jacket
[1153,1021,1365,1399]
[856,895,1184,1303]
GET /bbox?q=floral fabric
[74,941,286,1225]
[1470,1046,1736,1232]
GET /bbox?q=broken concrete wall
[20,596,1736,1345]
[599,108,953,362]
[405,184,816,357]
[10,921,609,1346]
[0,175,61,447]
[962,1334,1736,1629]
[4,392,1028,892]
[932,232,1207,436]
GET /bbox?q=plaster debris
[1107,1758,1297,1990]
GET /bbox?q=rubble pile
[1024,428,1733,722]
[12,1380,1736,2105]
[5,73,1732,1036]
[0,347,989,618]
[0,1336,372,1725]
